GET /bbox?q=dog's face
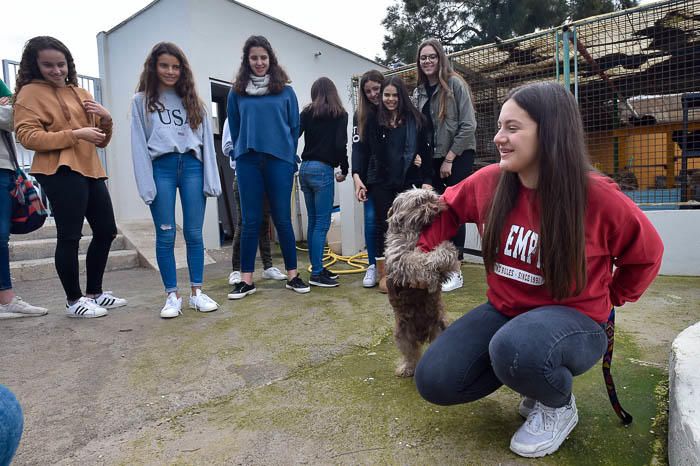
[387,188,444,233]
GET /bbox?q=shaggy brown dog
[384,188,460,377]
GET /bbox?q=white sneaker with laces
[93,291,127,309]
[160,293,182,319]
[189,289,218,312]
[0,297,48,316]
[441,270,464,292]
[262,266,287,281]
[362,264,377,288]
[66,297,108,318]
[228,271,241,285]
[510,394,578,458]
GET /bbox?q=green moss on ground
[122,261,673,464]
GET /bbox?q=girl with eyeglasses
[414,38,477,293]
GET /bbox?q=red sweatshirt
[417,164,664,323]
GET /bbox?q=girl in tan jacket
[13,36,126,318]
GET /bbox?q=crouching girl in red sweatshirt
[414,81,663,458]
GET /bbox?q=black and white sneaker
[321,267,339,280]
[227,282,257,300]
[285,275,311,294]
[66,297,108,318]
[309,274,339,288]
[93,291,127,309]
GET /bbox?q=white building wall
[98,0,383,252]
[97,0,199,235]
[645,210,700,276]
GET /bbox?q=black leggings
[431,149,475,259]
[35,167,117,302]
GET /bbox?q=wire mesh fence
[355,0,700,209]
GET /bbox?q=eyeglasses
[419,54,438,62]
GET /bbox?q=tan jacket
[13,80,112,178]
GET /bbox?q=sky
[1,0,395,77]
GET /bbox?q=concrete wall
[98,0,383,252]
[645,210,700,276]
[669,321,700,466]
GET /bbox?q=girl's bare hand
[73,127,106,144]
[414,154,422,167]
[353,175,367,202]
[83,99,112,121]
[440,160,452,178]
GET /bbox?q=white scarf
[246,74,270,96]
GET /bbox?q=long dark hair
[15,36,78,97]
[233,36,290,95]
[305,77,346,119]
[357,70,384,141]
[136,42,205,131]
[415,38,469,123]
[482,82,590,300]
[377,76,423,129]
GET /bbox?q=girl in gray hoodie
[130,42,221,319]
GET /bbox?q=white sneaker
[66,297,108,318]
[262,266,287,281]
[189,289,218,313]
[510,394,578,458]
[0,297,48,316]
[441,270,464,292]
[93,291,127,309]
[362,264,377,288]
[519,396,537,418]
[160,293,182,319]
[228,271,241,285]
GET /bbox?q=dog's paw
[395,362,416,378]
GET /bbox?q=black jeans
[369,183,407,259]
[415,302,607,408]
[431,149,475,259]
[35,167,117,302]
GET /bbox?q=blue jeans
[149,153,206,293]
[415,302,607,408]
[0,385,23,466]
[236,152,297,273]
[299,161,334,275]
[0,169,14,291]
[363,192,376,267]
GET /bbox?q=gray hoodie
[0,105,16,171]
[130,89,221,204]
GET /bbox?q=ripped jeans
[415,302,607,408]
[149,153,206,293]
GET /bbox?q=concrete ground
[1,246,698,465]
